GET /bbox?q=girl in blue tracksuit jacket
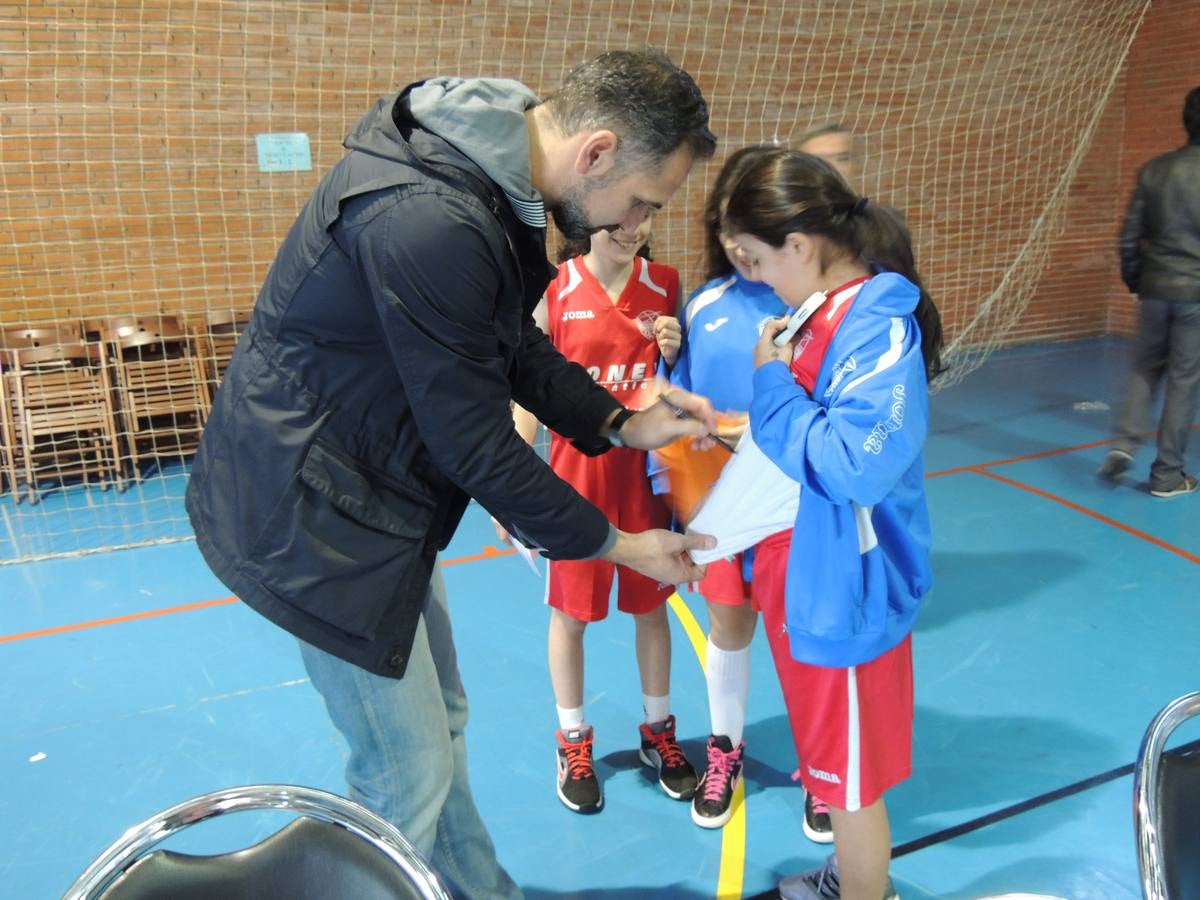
[722,150,944,900]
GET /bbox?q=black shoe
[556,726,602,813]
[1097,449,1133,482]
[638,714,698,800]
[691,734,744,828]
[1150,472,1198,498]
[802,790,834,844]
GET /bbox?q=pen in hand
[657,394,736,453]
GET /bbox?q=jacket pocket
[243,437,434,639]
[787,502,886,642]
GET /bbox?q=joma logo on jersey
[808,765,841,785]
[586,363,650,391]
[562,310,596,321]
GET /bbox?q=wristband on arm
[603,407,637,447]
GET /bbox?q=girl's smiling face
[590,216,652,265]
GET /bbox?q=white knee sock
[706,639,750,746]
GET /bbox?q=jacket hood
[344,77,543,211]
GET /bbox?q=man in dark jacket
[186,50,718,898]
[1100,85,1200,498]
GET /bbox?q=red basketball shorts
[752,530,914,811]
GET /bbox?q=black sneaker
[1097,449,1133,483]
[691,734,744,828]
[803,790,834,844]
[779,851,899,899]
[556,726,602,813]
[638,714,698,800]
[1150,472,1198,498]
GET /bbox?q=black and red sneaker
[638,714,698,800]
[556,726,602,813]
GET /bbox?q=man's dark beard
[549,193,594,240]
[550,180,619,240]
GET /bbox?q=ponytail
[855,202,944,381]
[724,150,945,381]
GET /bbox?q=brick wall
[0,0,1178,354]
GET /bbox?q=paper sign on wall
[255,132,312,172]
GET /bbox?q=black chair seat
[62,784,451,900]
[103,817,428,900]
[1135,692,1200,900]
[1159,747,1200,900]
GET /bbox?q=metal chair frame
[1134,691,1200,900]
[62,784,453,900]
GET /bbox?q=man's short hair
[1184,86,1200,142]
[544,49,717,170]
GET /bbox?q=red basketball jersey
[545,255,678,408]
[543,254,678,496]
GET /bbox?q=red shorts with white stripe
[751,530,913,811]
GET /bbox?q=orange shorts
[752,531,914,811]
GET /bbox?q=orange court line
[925,438,1114,479]
[976,468,1200,566]
[0,546,518,645]
[925,423,1200,479]
[0,596,240,644]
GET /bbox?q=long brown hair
[722,151,944,380]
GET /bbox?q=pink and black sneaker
[691,734,744,828]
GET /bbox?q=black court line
[744,738,1200,900]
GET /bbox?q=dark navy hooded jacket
[186,79,622,677]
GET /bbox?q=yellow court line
[667,592,746,900]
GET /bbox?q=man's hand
[615,389,719,451]
[754,317,794,369]
[653,315,682,367]
[602,528,716,585]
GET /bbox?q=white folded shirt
[686,422,801,564]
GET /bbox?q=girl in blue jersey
[659,146,815,832]
[723,151,943,900]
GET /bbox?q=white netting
[0,0,1149,562]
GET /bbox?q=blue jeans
[299,566,522,900]
[1112,297,1200,490]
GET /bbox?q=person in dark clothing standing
[185,50,718,899]
[1100,85,1200,498]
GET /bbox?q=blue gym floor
[2,335,1197,899]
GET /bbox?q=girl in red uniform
[500,218,698,814]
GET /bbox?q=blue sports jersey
[666,272,788,413]
[650,272,787,517]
